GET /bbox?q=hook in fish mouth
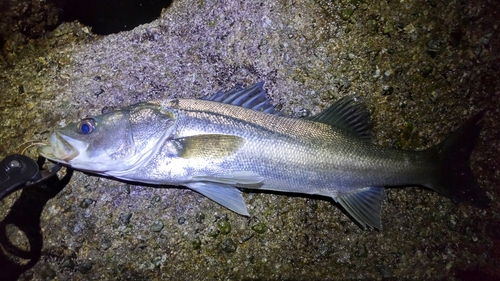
[13,140,49,155]
[37,131,83,162]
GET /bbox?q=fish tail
[429,110,489,208]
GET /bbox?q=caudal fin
[429,110,489,208]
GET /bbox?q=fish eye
[77,118,96,135]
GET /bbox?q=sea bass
[37,82,487,229]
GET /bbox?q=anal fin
[334,186,384,229]
[186,182,249,216]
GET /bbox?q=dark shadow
[0,168,73,281]
[57,0,173,35]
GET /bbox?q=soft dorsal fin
[202,82,282,115]
[334,186,384,229]
[308,96,372,141]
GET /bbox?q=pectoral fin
[186,182,249,216]
[334,186,384,230]
[176,135,244,159]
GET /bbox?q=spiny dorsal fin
[308,96,371,141]
[334,186,384,230]
[202,82,282,115]
[176,135,244,159]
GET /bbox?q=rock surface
[1,0,499,280]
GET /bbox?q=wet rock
[150,220,164,232]
[221,238,237,253]
[178,217,186,225]
[217,219,231,235]
[251,222,268,234]
[78,261,93,274]
[119,212,133,225]
[60,257,75,269]
[79,198,94,208]
[100,237,112,250]
[195,212,205,223]
[38,262,56,279]
[192,238,202,250]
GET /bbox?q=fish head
[38,103,177,173]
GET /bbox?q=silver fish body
[38,82,487,229]
[133,99,435,194]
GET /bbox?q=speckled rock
[1,0,499,280]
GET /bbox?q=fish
[37,82,488,229]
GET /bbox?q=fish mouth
[37,131,82,162]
